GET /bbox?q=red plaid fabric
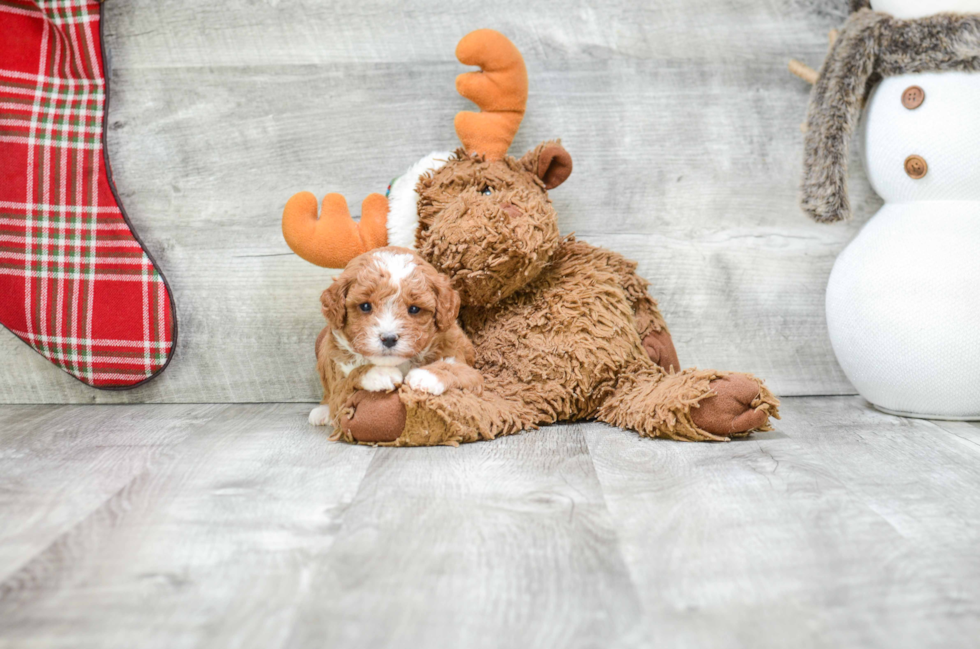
[0,0,176,388]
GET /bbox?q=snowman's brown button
[902,86,925,109]
[904,155,928,179]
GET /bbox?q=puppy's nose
[380,334,399,349]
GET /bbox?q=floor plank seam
[578,424,650,642]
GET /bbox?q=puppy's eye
[407,305,421,315]
[358,303,372,313]
[480,186,493,196]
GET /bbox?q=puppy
[309,246,482,428]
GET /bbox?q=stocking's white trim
[386,151,453,249]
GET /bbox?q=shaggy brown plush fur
[336,145,779,446]
[802,8,980,222]
[416,143,564,306]
[289,29,780,446]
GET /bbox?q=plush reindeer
[283,29,779,445]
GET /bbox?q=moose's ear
[520,141,573,190]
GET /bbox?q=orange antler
[454,29,528,161]
[281,192,388,268]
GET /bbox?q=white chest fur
[826,70,980,419]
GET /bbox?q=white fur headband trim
[386,151,453,249]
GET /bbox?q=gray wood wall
[0,0,874,404]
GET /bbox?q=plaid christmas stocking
[0,0,176,389]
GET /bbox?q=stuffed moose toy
[282,29,780,446]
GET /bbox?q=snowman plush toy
[800,0,980,420]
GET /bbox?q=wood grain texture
[0,404,215,584]
[584,398,980,649]
[0,0,872,403]
[284,424,643,649]
[1,400,979,647]
[0,403,376,649]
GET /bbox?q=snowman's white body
[825,1,980,419]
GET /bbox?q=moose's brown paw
[339,390,406,443]
[691,374,771,437]
[642,328,680,373]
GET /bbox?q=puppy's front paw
[360,366,403,392]
[308,404,332,426]
[405,368,445,395]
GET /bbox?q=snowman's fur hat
[802,8,980,222]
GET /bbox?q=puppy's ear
[320,271,353,330]
[430,269,461,332]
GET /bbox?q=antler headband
[454,29,528,160]
[281,29,528,268]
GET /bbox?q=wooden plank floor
[1,398,978,648]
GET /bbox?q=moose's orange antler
[281,192,388,268]
[454,29,528,161]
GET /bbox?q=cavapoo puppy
[308,246,482,428]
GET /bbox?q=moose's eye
[480,186,493,196]
[358,303,372,313]
[408,305,421,315]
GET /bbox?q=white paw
[360,365,403,392]
[406,368,445,395]
[308,405,331,426]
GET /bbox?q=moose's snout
[502,202,522,219]
[380,333,399,349]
